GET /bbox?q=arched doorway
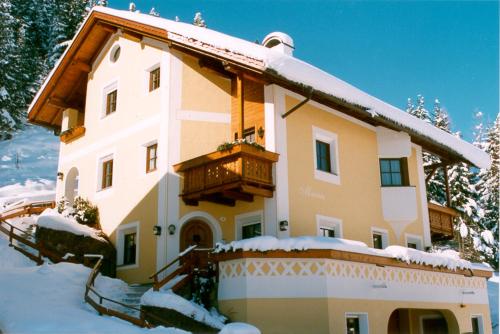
[65,167,79,205]
[180,219,214,251]
[388,309,459,334]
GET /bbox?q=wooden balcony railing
[174,143,279,206]
[60,125,85,143]
[428,202,458,241]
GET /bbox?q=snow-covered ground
[0,179,55,209]
[0,235,188,334]
[0,125,59,187]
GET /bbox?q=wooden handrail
[84,256,176,328]
[149,245,197,280]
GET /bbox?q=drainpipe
[281,86,314,119]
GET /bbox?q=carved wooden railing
[0,200,55,220]
[428,202,458,240]
[174,143,279,206]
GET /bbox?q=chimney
[262,32,294,56]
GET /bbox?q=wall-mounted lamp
[153,225,162,236]
[257,126,265,139]
[57,172,64,181]
[168,224,176,235]
[279,220,288,231]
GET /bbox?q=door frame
[178,211,223,246]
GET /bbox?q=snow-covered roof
[30,6,491,169]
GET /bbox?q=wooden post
[444,165,451,207]
[237,75,244,139]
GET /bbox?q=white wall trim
[281,88,376,132]
[273,85,290,238]
[116,221,140,270]
[312,125,341,185]
[177,110,230,123]
[61,113,161,165]
[414,144,432,248]
[100,78,120,120]
[316,214,343,238]
[155,48,171,272]
[178,211,223,244]
[235,210,264,240]
[471,314,485,334]
[164,51,183,265]
[264,84,278,237]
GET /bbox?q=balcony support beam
[237,74,245,139]
[443,165,451,207]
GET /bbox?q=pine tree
[475,114,500,268]
[0,0,104,140]
[408,94,431,123]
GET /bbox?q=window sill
[380,185,415,188]
[95,187,113,200]
[314,169,340,185]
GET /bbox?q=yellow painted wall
[220,298,491,334]
[285,95,425,247]
[56,35,166,283]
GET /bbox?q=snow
[215,236,488,271]
[0,232,35,269]
[41,6,489,170]
[141,289,226,329]
[219,323,261,334]
[36,208,105,241]
[460,221,469,238]
[0,179,55,209]
[0,260,188,334]
[481,230,495,245]
[0,125,59,187]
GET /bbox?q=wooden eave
[28,9,477,167]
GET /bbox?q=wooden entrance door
[180,220,213,251]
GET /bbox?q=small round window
[110,45,121,63]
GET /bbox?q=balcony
[173,143,279,206]
[60,125,85,144]
[428,202,457,241]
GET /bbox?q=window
[242,222,261,239]
[346,313,368,334]
[236,211,263,240]
[243,127,256,143]
[101,159,113,189]
[313,126,340,184]
[110,44,121,63]
[316,214,343,238]
[379,158,409,187]
[471,315,484,334]
[146,143,157,173]
[405,234,423,250]
[149,67,160,91]
[123,232,136,265]
[106,90,117,115]
[117,222,139,268]
[316,140,331,173]
[372,228,388,249]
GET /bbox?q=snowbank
[215,236,487,271]
[219,323,261,334]
[0,262,187,334]
[488,273,499,330]
[141,289,226,329]
[0,179,55,209]
[70,7,490,169]
[36,208,105,241]
[0,233,35,269]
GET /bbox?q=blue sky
[109,0,498,139]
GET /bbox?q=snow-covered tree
[193,12,207,27]
[149,7,159,17]
[408,94,431,123]
[0,0,104,140]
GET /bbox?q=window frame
[405,233,423,250]
[149,67,161,92]
[123,231,137,266]
[312,126,340,185]
[379,158,409,187]
[116,221,140,269]
[101,80,119,119]
[101,159,113,190]
[345,312,369,334]
[316,214,343,238]
[146,143,158,173]
[235,210,264,240]
[371,227,389,249]
[471,315,484,334]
